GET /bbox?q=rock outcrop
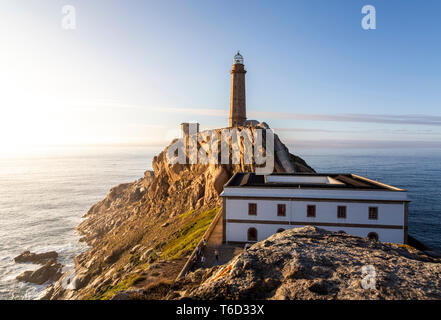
[14,251,58,264]
[43,124,314,300]
[183,227,441,300]
[16,259,63,285]
[14,251,63,286]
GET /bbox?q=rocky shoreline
[14,251,63,286]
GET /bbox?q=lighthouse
[229,51,247,127]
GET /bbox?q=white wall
[226,222,404,244]
[226,199,405,226]
[227,222,290,243]
[225,198,406,244]
[226,199,291,222]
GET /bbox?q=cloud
[74,101,226,117]
[285,139,441,149]
[273,127,441,136]
[249,111,441,127]
[75,101,441,127]
[274,128,354,134]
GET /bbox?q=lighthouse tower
[229,51,247,127]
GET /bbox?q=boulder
[244,119,260,127]
[185,227,441,300]
[14,251,58,264]
[213,167,229,195]
[16,259,63,285]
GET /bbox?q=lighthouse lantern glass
[234,53,244,65]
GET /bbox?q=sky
[1,0,441,155]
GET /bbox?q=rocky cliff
[181,227,441,300]
[42,123,314,300]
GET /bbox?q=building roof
[224,172,406,192]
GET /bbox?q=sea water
[0,146,158,300]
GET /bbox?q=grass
[90,206,220,300]
[148,251,159,264]
[160,207,219,260]
[129,252,141,266]
[92,274,145,300]
[179,209,197,220]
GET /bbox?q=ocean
[0,146,440,300]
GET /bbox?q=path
[202,215,243,268]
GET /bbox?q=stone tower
[229,51,247,127]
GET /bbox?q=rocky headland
[37,122,441,300]
[41,123,314,300]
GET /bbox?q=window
[248,203,257,216]
[277,204,286,216]
[368,232,379,241]
[277,228,285,233]
[369,207,378,220]
[247,228,258,241]
[307,205,316,217]
[337,206,347,219]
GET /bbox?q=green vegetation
[93,274,145,300]
[179,209,197,220]
[161,207,219,260]
[90,206,220,300]
[148,251,159,264]
[129,252,141,266]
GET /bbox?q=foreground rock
[184,227,441,300]
[16,259,63,285]
[14,251,58,264]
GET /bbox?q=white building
[221,173,409,244]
